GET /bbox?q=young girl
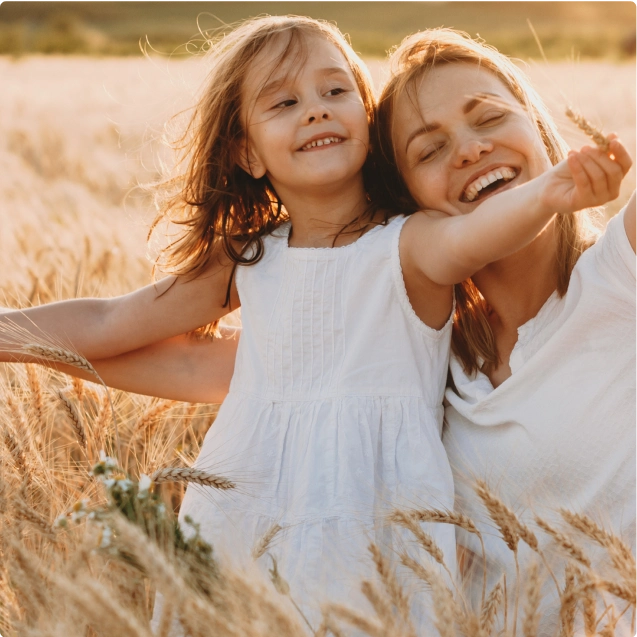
[1,16,630,628]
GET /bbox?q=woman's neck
[280,177,372,248]
[472,221,560,331]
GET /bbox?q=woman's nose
[454,137,493,167]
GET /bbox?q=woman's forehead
[403,63,514,110]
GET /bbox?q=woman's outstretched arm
[2,325,240,404]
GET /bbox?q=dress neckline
[283,216,400,252]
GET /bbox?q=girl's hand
[541,135,632,214]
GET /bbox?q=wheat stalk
[399,552,457,637]
[23,344,98,377]
[360,580,397,633]
[390,511,445,565]
[535,517,591,568]
[151,467,235,490]
[25,364,45,428]
[522,561,541,637]
[559,510,636,583]
[253,523,283,560]
[559,564,578,637]
[135,399,176,435]
[368,543,412,627]
[325,604,386,637]
[565,107,610,152]
[481,578,504,633]
[3,430,28,478]
[596,579,636,605]
[14,498,55,538]
[474,480,520,552]
[55,389,87,450]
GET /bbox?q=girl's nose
[454,137,493,167]
[306,102,331,123]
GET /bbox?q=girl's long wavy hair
[148,16,377,334]
[374,28,600,375]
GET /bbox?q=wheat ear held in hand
[565,107,610,152]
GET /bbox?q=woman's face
[391,62,553,216]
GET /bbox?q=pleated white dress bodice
[179,214,456,623]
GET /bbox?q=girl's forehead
[244,34,352,102]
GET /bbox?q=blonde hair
[149,15,377,327]
[374,28,600,375]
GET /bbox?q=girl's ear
[235,137,267,179]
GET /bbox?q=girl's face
[391,63,553,216]
[239,35,370,198]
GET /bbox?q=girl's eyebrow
[405,91,504,153]
[258,66,350,102]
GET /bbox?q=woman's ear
[235,137,267,179]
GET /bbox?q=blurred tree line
[0,1,635,59]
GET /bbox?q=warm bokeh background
[1,1,635,59]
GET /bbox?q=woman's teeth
[301,137,342,151]
[464,167,516,202]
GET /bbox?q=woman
[373,28,635,634]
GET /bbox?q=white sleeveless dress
[179,214,456,624]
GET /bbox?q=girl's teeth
[495,171,503,180]
[302,137,340,150]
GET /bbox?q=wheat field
[0,55,635,636]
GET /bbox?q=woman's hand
[540,136,632,215]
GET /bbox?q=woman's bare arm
[3,326,240,404]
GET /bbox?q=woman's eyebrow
[463,92,503,113]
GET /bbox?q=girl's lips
[298,135,344,151]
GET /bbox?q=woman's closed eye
[418,143,445,163]
[477,110,507,126]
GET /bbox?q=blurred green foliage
[0,1,635,59]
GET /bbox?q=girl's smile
[392,63,552,216]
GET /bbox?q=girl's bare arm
[0,250,239,362]
[405,138,632,287]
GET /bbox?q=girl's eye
[273,98,297,109]
[326,87,347,96]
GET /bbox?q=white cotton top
[179,214,456,625]
[444,206,635,632]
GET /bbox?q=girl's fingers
[567,152,595,198]
[583,145,625,198]
[576,147,613,199]
[607,137,633,176]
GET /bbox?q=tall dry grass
[0,54,635,636]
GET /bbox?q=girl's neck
[471,221,560,331]
[279,177,372,248]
